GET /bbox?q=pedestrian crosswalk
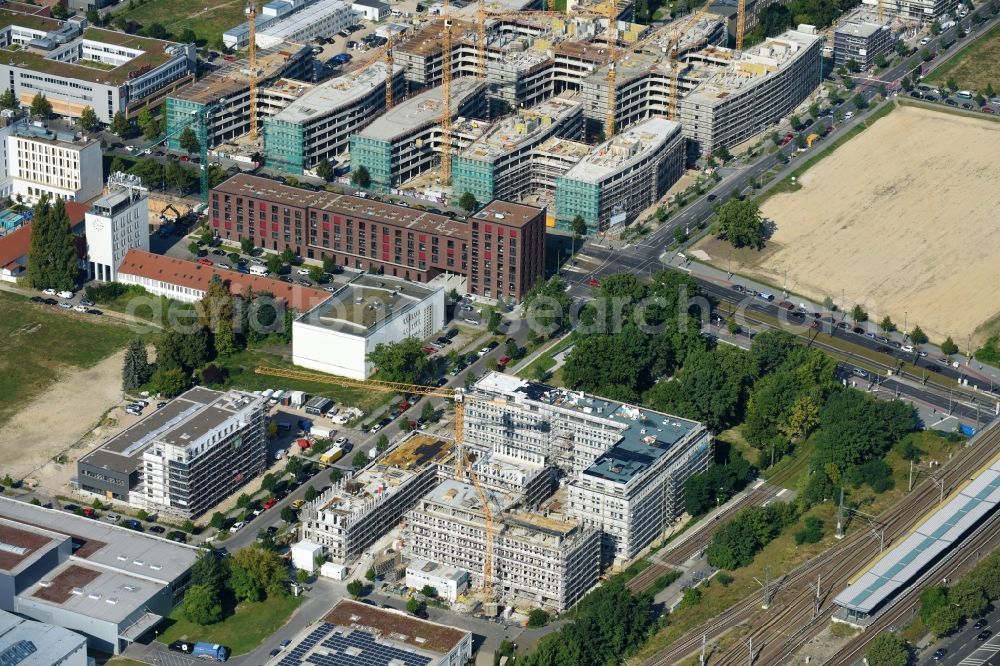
[959,635,1000,665]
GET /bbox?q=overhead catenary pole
[835,487,845,539]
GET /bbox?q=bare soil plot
[735,105,1000,345]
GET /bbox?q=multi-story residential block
[263,61,404,175]
[833,10,893,70]
[554,116,684,234]
[3,120,102,203]
[78,387,268,518]
[84,173,148,282]
[465,372,713,565]
[860,0,957,19]
[0,10,196,122]
[209,174,546,302]
[292,274,445,379]
[406,479,601,611]
[299,433,452,563]
[349,78,487,192]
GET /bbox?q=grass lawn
[157,594,302,655]
[0,291,134,428]
[217,349,391,415]
[926,21,1000,93]
[114,0,246,47]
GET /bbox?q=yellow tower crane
[667,0,713,120]
[736,0,746,50]
[247,0,259,140]
[441,19,454,184]
[605,0,619,137]
[254,365,500,606]
[477,0,487,79]
[385,32,395,108]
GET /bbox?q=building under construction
[465,372,713,566]
[263,61,405,174]
[405,480,601,612]
[555,116,684,233]
[451,93,585,207]
[833,9,893,70]
[349,78,489,192]
[297,433,452,563]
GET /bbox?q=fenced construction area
[714,104,1000,345]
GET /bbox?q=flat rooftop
[471,200,543,229]
[0,609,86,665]
[28,561,166,625]
[834,441,1000,616]
[298,274,439,336]
[534,135,592,160]
[259,0,348,40]
[561,116,681,184]
[9,120,93,150]
[0,519,62,575]
[322,598,469,654]
[270,61,400,125]
[0,13,179,86]
[214,174,469,238]
[358,78,485,143]
[79,387,263,474]
[0,497,198,584]
[459,94,582,162]
[314,432,450,517]
[170,44,309,105]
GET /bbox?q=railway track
[642,420,1000,666]
[627,484,778,593]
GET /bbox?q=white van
[249,265,269,276]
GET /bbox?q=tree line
[183,546,288,626]
[918,547,1000,637]
[26,196,78,291]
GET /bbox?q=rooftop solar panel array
[833,454,1000,615]
[275,622,435,666]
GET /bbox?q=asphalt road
[924,605,1000,666]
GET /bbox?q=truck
[320,447,345,465]
[192,642,229,662]
[311,424,335,440]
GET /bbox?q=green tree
[406,597,422,614]
[866,633,909,666]
[188,241,202,256]
[940,336,959,355]
[144,22,169,39]
[179,27,197,44]
[527,608,550,627]
[280,506,296,523]
[790,114,803,130]
[351,165,371,188]
[367,338,430,384]
[715,145,732,162]
[0,88,17,110]
[931,18,942,34]
[179,126,200,154]
[352,452,370,468]
[880,316,896,332]
[571,214,588,239]
[136,108,153,132]
[229,546,287,602]
[845,58,861,73]
[110,156,128,175]
[122,339,151,391]
[781,395,820,442]
[150,367,190,398]
[30,93,52,119]
[52,0,69,19]
[852,92,868,110]
[304,486,318,502]
[85,7,100,25]
[457,191,477,212]
[79,106,99,131]
[280,246,295,264]
[27,197,78,291]
[266,253,284,274]
[852,304,868,322]
[308,264,326,283]
[420,401,437,423]
[142,117,161,140]
[316,158,334,180]
[183,583,224,625]
[130,158,163,188]
[214,320,237,357]
[347,580,364,598]
[240,238,255,254]
[110,111,132,138]
[329,468,342,484]
[420,585,438,598]
[191,549,229,592]
[874,52,888,68]
[986,82,996,98]
[910,325,928,345]
[716,198,765,249]
[794,516,824,545]
[181,519,196,533]
[365,567,376,581]
[376,433,389,453]
[112,14,128,30]
[209,512,226,529]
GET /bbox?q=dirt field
[927,22,1000,94]
[745,104,1000,345]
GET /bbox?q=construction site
[157,0,826,233]
[290,370,713,614]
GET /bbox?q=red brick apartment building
[210,174,546,302]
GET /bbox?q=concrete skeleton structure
[833,9,894,70]
[0,10,196,122]
[77,387,268,519]
[209,173,546,302]
[465,372,713,565]
[292,274,446,379]
[0,497,198,655]
[859,0,958,19]
[350,78,488,192]
[264,61,405,174]
[299,433,453,563]
[164,44,314,153]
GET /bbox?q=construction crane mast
[736,0,746,50]
[385,32,395,108]
[254,365,503,604]
[477,0,487,79]
[667,0,713,120]
[247,0,258,140]
[605,0,619,137]
[441,19,454,184]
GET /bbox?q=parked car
[292,499,306,509]
[105,513,121,523]
[149,525,166,534]
[57,301,72,309]
[63,503,80,512]
[229,521,246,533]
[42,288,56,295]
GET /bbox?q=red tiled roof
[0,202,89,268]
[117,249,331,311]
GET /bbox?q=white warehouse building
[292,274,445,379]
[255,0,354,49]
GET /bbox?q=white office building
[292,274,445,379]
[2,121,102,204]
[404,559,469,603]
[255,0,354,49]
[85,173,149,282]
